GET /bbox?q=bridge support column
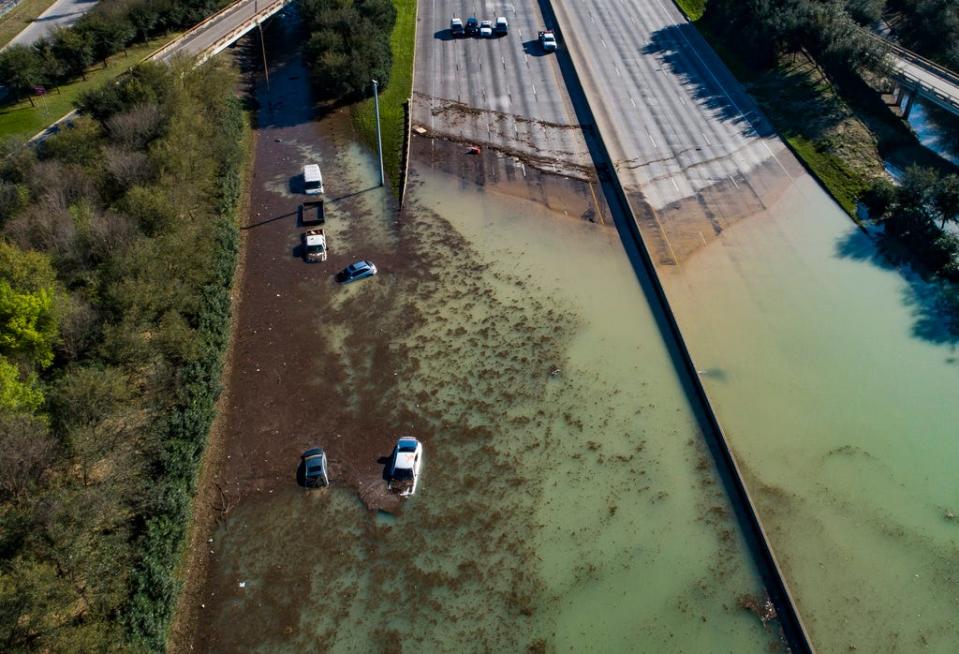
[902,88,917,120]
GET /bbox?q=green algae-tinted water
[198,153,783,651]
[663,173,959,653]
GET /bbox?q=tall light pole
[372,79,385,187]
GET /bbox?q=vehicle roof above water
[303,164,322,182]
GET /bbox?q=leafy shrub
[300,0,397,99]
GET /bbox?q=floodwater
[902,97,959,167]
[196,130,784,649]
[662,172,959,653]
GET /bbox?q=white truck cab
[302,229,328,262]
[303,164,324,195]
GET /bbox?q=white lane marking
[671,177,680,191]
[702,132,711,146]
[601,38,607,48]
[615,66,622,77]
[649,0,792,178]
[729,175,739,189]
[646,129,657,148]
[630,97,636,108]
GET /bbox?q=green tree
[0,281,58,369]
[933,174,959,230]
[51,27,95,81]
[0,357,43,413]
[77,12,135,66]
[0,45,43,106]
[0,241,60,369]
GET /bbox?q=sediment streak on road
[552,0,805,265]
[413,0,592,179]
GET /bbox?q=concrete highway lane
[414,0,592,178]
[552,0,805,264]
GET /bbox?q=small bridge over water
[871,34,959,119]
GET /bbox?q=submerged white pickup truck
[301,229,327,263]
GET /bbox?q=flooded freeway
[180,10,783,653]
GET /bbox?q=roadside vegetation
[351,0,415,196]
[0,0,57,48]
[0,35,173,140]
[0,0,228,109]
[0,58,246,652]
[299,0,415,194]
[678,0,959,280]
[887,0,959,69]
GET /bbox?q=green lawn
[673,0,706,21]
[0,35,173,140]
[0,0,57,48]
[352,0,416,196]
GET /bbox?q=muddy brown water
[186,14,783,653]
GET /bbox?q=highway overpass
[32,0,289,141]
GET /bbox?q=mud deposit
[195,123,780,650]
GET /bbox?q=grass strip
[672,0,705,21]
[0,34,175,140]
[352,0,416,195]
[0,0,56,48]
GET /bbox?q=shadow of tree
[641,23,776,139]
[835,228,959,347]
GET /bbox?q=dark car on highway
[336,260,378,284]
[465,16,479,36]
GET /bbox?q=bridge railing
[862,29,959,91]
[194,0,288,65]
[147,0,265,62]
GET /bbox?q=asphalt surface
[156,0,286,63]
[5,0,96,48]
[413,0,592,178]
[552,0,803,264]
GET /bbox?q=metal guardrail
[880,38,959,88]
[146,0,283,63]
[193,0,288,65]
[862,29,959,110]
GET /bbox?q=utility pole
[372,79,385,187]
[258,17,271,94]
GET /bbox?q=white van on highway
[303,164,324,195]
